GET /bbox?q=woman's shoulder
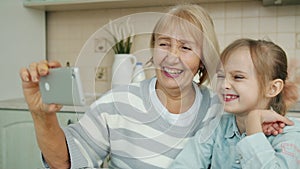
[198,85,220,105]
[199,85,215,96]
[90,83,143,108]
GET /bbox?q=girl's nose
[224,78,231,89]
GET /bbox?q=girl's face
[153,29,202,91]
[217,47,267,115]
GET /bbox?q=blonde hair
[220,38,299,115]
[149,4,220,85]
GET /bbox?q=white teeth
[224,95,237,99]
[163,67,183,74]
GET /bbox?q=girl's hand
[19,60,63,116]
[246,110,294,136]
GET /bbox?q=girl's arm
[245,110,294,135]
[237,128,300,168]
[237,110,299,168]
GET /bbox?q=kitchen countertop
[0,97,93,113]
[1,97,300,117]
[288,102,300,118]
[289,101,300,112]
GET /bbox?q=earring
[198,66,204,77]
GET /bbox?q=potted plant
[106,20,134,54]
[111,32,133,54]
[106,21,137,87]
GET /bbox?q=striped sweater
[63,78,223,169]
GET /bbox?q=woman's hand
[20,60,71,169]
[262,121,287,136]
[246,110,294,136]
[19,60,63,116]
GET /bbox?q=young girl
[169,38,300,168]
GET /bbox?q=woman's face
[153,29,202,91]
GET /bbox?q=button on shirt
[169,114,300,169]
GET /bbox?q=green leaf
[105,24,134,54]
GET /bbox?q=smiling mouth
[162,67,183,78]
[223,94,239,102]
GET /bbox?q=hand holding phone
[39,67,86,106]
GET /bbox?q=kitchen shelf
[23,0,256,11]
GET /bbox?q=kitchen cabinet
[0,98,299,168]
[0,108,82,169]
[23,0,253,11]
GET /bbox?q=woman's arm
[20,60,70,168]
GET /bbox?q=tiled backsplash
[47,1,300,95]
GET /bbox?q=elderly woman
[20,4,223,169]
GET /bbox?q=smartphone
[39,67,86,106]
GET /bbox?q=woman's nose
[170,45,180,58]
[167,42,184,63]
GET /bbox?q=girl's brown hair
[220,38,299,115]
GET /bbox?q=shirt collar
[224,114,241,138]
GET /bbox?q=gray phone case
[39,67,86,106]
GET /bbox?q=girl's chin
[224,108,248,115]
[223,105,238,113]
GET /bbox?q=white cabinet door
[0,109,81,169]
[0,109,43,169]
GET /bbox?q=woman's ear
[266,79,284,97]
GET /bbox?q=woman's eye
[182,46,192,51]
[234,75,244,79]
[217,74,225,79]
[159,43,169,47]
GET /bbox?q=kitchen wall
[0,0,45,101]
[46,1,300,96]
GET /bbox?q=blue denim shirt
[169,114,300,169]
